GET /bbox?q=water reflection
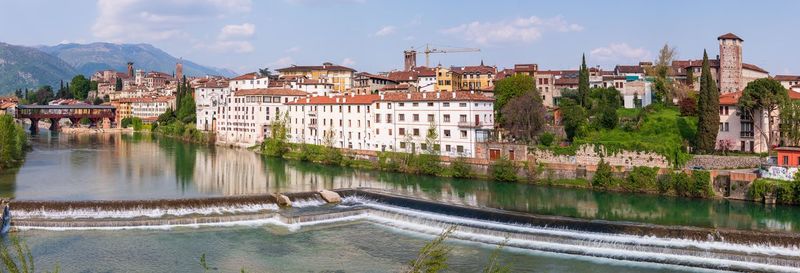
[1,131,799,232]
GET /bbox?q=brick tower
[176,59,183,81]
[718,33,743,93]
[404,50,417,71]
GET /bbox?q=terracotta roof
[117,96,175,103]
[356,72,396,82]
[387,71,418,82]
[233,88,308,97]
[452,65,496,74]
[287,95,380,105]
[380,91,494,102]
[774,75,800,82]
[380,84,412,91]
[789,91,800,100]
[672,59,768,74]
[276,64,356,73]
[514,64,538,72]
[718,33,743,41]
[231,72,258,81]
[614,65,644,74]
[413,66,436,77]
[0,102,16,109]
[742,63,768,74]
[719,91,742,105]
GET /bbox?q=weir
[9,188,800,273]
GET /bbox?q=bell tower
[718,33,743,94]
[404,50,417,71]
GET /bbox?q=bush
[449,157,473,179]
[673,172,692,197]
[378,151,402,172]
[623,166,658,192]
[538,132,555,147]
[749,179,798,205]
[678,97,696,116]
[491,157,518,182]
[416,154,441,176]
[121,117,133,128]
[131,117,143,131]
[690,170,714,198]
[592,159,619,189]
[656,173,673,194]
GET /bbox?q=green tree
[685,66,694,87]
[176,94,197,123]
[34,85,54,105]
[115,77,123,91]
[500,91,546,143]
[493,74,536,121]
[491,157,518,182]
[578,54,589,107]
[695,50,720,154]
[780,99,800,146]
[69,75,91,100]
[417,122,442,175]
[0,115,22,168]
[738,78,788,154]
[262,112,290,157]
[559,98,587,141]
[592,159,618,189]
[649,44,677,104]
[449,156,473,178]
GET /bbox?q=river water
[0,131,797,272]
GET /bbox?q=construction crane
[406,44,481,69]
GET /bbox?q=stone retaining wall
[687,155,764,170]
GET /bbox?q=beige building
[276,63,356,93]
[435,66,462,92]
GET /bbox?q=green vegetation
[120,117,144,131]
[738,78,788,154]
[261,113,290,157]
[0,235,60,273]
[749,178,800,205]
[623,166,659,193]
[493,74,536,120]
[0,114,27,170]
[656,170,713,198]
[491,157,518,182]
[69,75,91,100]
[591,159,620,189]
[154,121,209,144]
[695,50,719,154]
[449,157,474,179]
[406,226,455,273]
[578,54,589,107]
[151,76,207,144]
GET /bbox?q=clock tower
[718,33,743,94]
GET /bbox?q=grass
[572,105,696,167]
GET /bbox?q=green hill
[0,42,78,94]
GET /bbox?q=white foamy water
[13,203,280,219]
[290,198,327,208]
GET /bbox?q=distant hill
[0,42,79,94]
[38,42,237,78]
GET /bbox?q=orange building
[775,147,800,167]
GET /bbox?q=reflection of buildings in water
[193,147,272,195]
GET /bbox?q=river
[1,131,797,272]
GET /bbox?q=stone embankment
[687,155,765,170]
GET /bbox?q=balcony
[458,121,491,128]
[740,131,754,139]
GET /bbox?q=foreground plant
[0,235,59,273]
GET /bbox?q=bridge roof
[17,105,116,109]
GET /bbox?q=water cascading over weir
[10,188,800,273]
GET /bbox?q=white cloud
[442,15,582,45]
[285,46,301,53]
[219,23,255,39]
[92,0,252,42]
[267,57,295,68]
[374,25,396,37]
[590,43,651,62]
[342,58,356,66]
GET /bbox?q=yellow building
[435,66,462,92]
[453,64,496,90]
[111,100,133,125]
[276,62,356,93]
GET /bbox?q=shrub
[591,159,618,189]
[120,117,133,128]
[678,97,697,116]
[449,157,473,179]
[491,157,518,182]
[131,117,143,131]
[624,166,658,192]
[538,132,555,147]
[378,151,402,172]
[673,172,692,197]
[656,173,673,194]
[690,170,714,198]
[416,154,441,176]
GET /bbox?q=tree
[500,91,546,143]
[695,50,720,154]
[587,87,621,130]
[493,74,536,121]
[262,112,290,157]
[70,75,91,100]
[780,99,800,146]
[34,85,54,105]
[685,66,694,87]
[560,98,587,141]
[678,97,697,116]
[649,44,677,104]
[115,77,123,91]
[176,94,197,123]
[258,68,272,78]
[738,78,788,154]
[0,115,21,168]
[578,54,589,107]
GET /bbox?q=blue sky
[1,0,798,75]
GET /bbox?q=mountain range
[0,42,237,95]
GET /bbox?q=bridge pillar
[49,118,60,131]
[69,118,79,128]
[29,118,39,134]
[89,118,100,129]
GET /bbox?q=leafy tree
[416,122,442,175]
[176,94,197,123]
[449,156,473,179]
[678,97,696,116]
[587,87,621,130]
[34,85,54,105]
[262,112,290,157]
[559,98,587,141]
[592,159,618,189]
[14,89,23,99]
[493,74,536,121]
[738,78,788,154]
[500,91,546,143]
[695,50,719,154]
[158,107,176,124]
[115,77,123,91]
[578,54,589,107]
[649,44,677,104]
[685,66,694,87]
[780,99,800,146]
[538,132,555,146]
[0,115,25,168]
[69,75,91,100]
[406,226,455,273]
[90,80,98,91]
[258,68,272,78]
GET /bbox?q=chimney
[451,92,456,99]
[380,94,384,100]
[407,93,411,99]
[436,92,440,98]
[422,93,427,99]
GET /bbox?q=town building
[195,80,229,131]
[215,88,308,147]
[276,63,356,93]
[435,66,462,92]
[454,63,496,91]
[775,75,800,90]
[115,96,176,124]
[352,73,399,94]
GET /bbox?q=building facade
[276,63,356,93]
[215,88,308,147]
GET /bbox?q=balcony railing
[740,131,754,139]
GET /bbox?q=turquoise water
[19,222,713,273]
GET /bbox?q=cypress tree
[685,67,694,87]
[695,50,719,153]
[578,54,590,107]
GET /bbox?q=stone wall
[530,144,669,168]
[687,155,764,170]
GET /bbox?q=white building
[215,88,308,147]
[195,81,230,131]
[286,91,495,157]
[229,72,270,91]
[128,96,176,123]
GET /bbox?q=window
[399,114,405,122]
[387,114,392,123]
[420,143,427,150]
[413,128,420,136]
[399,103,404,107]
[400,142,406,149]
[460,130,467,138]
[443,102,450,107]
[413,114,419,122]
[457,145,464,153]
[443,115,450,122]
[427,114,434,122]
[412,102,419,107]
[784,156,789,165]
[399,128,405,135]
[375,114,380,123]
[444,130,451,137]
[459,115,467,122]
[427,102,434,107]
[459,103,467,107]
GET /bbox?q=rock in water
[275,193,292,207]
[319,190,341,203]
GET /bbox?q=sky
[1,0,798,75]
